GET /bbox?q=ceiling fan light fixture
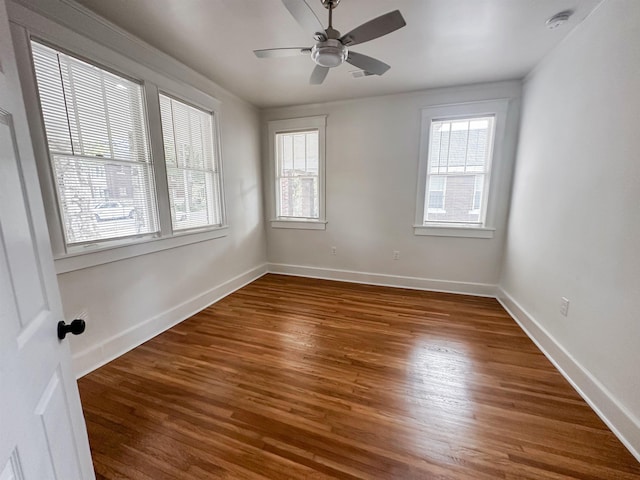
[311,39,348,68]
[256,1,406,84]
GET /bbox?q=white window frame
[11,17,228,273]
[158,91,226,233]
[414,99,509,239]
[268,116,327,230]
[30,40,161,248]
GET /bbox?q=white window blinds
[275,130,320,219]
[424,116,495,224]
[31,41,158,246]
[159,94,224,231]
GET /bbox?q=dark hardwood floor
[78,274,640,479]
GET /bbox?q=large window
[415,100,508,238]
[268,116,326,229]
[28,39,227,267]
[159,94,224,231]
[31,41,158,245]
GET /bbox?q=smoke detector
[546,10,573,29]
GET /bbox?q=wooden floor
[78,274,640,479]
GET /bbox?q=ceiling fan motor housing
[321,0,340,9]
[311,39,348,67]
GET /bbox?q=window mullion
[144,82,172,236]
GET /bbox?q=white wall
[8,0,638,460]
[8,0,267,376]
[262,82,521,294]
[60,90,266,376]
[499,0,640,457]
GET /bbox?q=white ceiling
[72,0,602,108]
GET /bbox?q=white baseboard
[73,264,493,378]
[497,287,640,463]
[71,259,640,463]
[72,263,268,378]
[268,263,497,297]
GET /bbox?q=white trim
[55,226,228,273]
[72,263,268,378]
[144,81,173,236]
[69,257,640,463]
[270,219,327,230]
[268,263,497,297]
[267,115,327,224]
[413,225,495,238]
[415,99,509,232]
[267,115,326,131]
[497,287,640,464]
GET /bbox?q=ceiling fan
[254,0,406,85]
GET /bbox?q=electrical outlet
[393,250,400,260]
[331,246,337,255]
[560,297,570,317]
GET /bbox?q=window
[268,116,326,229]
[424,116,495,224]
[415,100,508,238]
[276,130,319,218]
[31,41,158,246]
[27,38,228,270]
[159,94,224,231]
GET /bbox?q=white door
[0,0,95,478]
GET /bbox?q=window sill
[54,226,229,274]
[270,219,327,230]
[413,225,495,238]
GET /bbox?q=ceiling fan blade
[282,0,325,35]
[310,65,330,85]
[254,48,311,58]
[340,10,406,47]
[346,51,390,76]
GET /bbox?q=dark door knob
[57,319,86,340]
